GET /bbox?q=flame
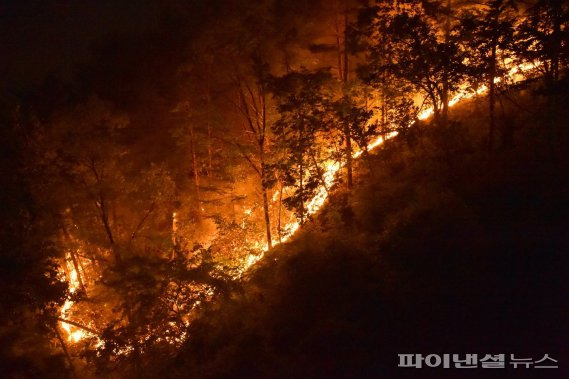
[419,61,538,120]
[58,60,540,347]
[58,251,97,343]
[272,190,280,202]
[240,60,539,273]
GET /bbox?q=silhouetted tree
[271,68,333,223]
[364,1,467,126]
[460,0,517,151]
[517,0,569,87]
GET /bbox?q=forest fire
[3,0,565,376]
[56,59,540,345]
[239,59,540,275]
[59,252,99,344]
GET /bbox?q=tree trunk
[260,158,273,250]
[189,125,201,207]
[344,123,353,189]
[381,86,387,137]
[335,10,343,81]
[431,91,441,124]
[97,195,121,266]
[60,224,86,293]
[206,86,213,176]
[299,156,304,224]
[102,214,120,265]
[442,78,449,126]
[343,9,353,189]
[551,0,562,83]
[278,180,283,243]
[441,0,452,127]
[299,124,305,224]
[261,185,272,250]
[343,10,349,83]
[488,41,497,152]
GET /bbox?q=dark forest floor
[164,82,569,378]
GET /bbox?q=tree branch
[56,317,101,337]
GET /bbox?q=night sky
[0,0,191,92]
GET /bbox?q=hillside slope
[165,83,569,378]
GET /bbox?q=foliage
[516,0,569,86]
[2,0,568,376]
[167,81,569,378]
[362,0,468,125]
[0,100,68,377]
[270,68,334,222]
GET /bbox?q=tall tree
[460,0,517,151]
[364,1,467,127]
[271,68,332,224]
[232,56,276,250]
[0,100,68,377]
[516,0,569,87]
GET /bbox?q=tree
[42,96,234,376]
[460,0,517,151]
[364,1,467,127]
[358,3,420,139]
[0,99,68,377]
[271,68,333,224]
[337,1,356,188]
[330,87,375,160]
[231,56,277,250]
[517,0,569,87]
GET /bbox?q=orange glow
[240,61,539,274]
[58,251,99,344]
[59,60,540,347]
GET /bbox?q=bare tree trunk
[99,201,120,266]
[299,156,304,224]
[343,10,349,85]
[442,80,449,126]
[278,180,283,243]
[260,156,273,249]
[96,192,120,265]
[262,185,272,250]
[551,0,562,83]
[441,0,452,127]
[299,125,305,224]
[310,150,330,194]
[343,9,353,189]
[60,224,86,293]
[89,160,120,265]
[335,9,343,81]
[259,87,272,250]
[488,41,497,152]
[344,123,353,189]
[206,86,213,176]
[431,94,441,125]
[189,125,201,206]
